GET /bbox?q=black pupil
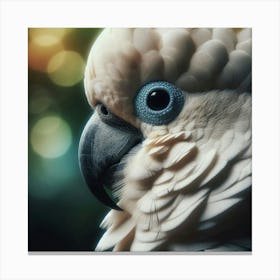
[147,90,170,111]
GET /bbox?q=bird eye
[134,81,185,125]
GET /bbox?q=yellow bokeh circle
[31,116,72,158]
[47,50,85,87]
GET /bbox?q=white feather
[173,149,216,191]
[96,214,135,251]
[208,176,251,203]
[164,142,196,169]
[200,198,242,222]
[84,28,252,251]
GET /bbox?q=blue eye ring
[134,81,185,126]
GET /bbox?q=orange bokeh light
[28,28,71,73]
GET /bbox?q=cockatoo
[79,28,251,251]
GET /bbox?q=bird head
[78,28,251,251]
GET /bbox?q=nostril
[100,105,109,115]
[97,103,133,129]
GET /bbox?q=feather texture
[84,28,252,251]
[94,90,251,251]
[84,28,251,126]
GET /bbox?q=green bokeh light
[28,28,106,251]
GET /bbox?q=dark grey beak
[78,104,142,211]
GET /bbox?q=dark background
[28,28,108,251]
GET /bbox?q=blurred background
[28,28,108,251]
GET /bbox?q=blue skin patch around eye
[134,81,185,126]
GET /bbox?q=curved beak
[78,109,142,211]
